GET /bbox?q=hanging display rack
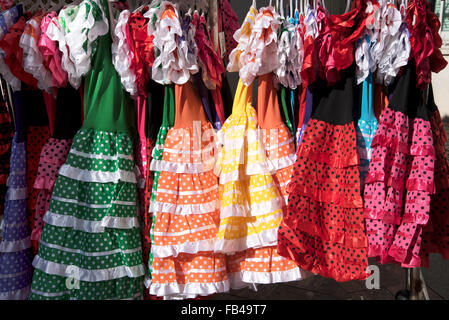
[2,0,444,301]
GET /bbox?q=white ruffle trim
[112,10,137,97]
[58,164,137,184]
[63,0,109,87]
[149,157,216,174]
[6,187,27,201]
[151,238,216,258]
[32,255,145,282]
[220,197,284,219]
[46,14,78,89]
[149,280,230,298]
[149,200,218,215]
[43,211,140,233]
[0,237,31,252]
[214,227,280,254]
[0,285,31,300]
[39,240,141,257]
[151,1,191,85]
[228,267,306,287]
[19,18,54,92]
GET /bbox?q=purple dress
[0,133,33,300]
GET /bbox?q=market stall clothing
[29,0,145,300]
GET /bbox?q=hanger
[289,0,293,18]
[321,0,326,10]
[345,0,352,13]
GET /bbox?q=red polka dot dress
[364,61,436,268]
[420,86,449,267]
[278,67,369,282]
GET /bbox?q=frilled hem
[58,164,137,184]
[43,211,140,233]
[149,200,218,215]
[0,285,31,300]
[228,267,306,286]
[214,227,279,254]
[219,197,284,219]
[0,237,31,252]
[151,238,216,258]
[32,255,145,282]
[149,157,216,174]
[149,280,230,298]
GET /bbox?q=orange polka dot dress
[148,81,229,299]
[214,79,305,289]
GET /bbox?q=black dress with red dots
[420,85,449,267]
[364,61,436,268]
[278,66,369,282]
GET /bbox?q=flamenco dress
[148,81,228,299]
[278,66,369,282]
[364,61,435,268]
[420,86,449,266]
[0,16,52,240]
[0,89,33,300]
[30,87,82,253]
[30,0,145,300]
[215,79,304,288]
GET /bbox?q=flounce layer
[364,107,436,267]
[279,118,369,281]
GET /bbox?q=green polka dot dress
[29,0,144,300]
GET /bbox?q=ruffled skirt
[0,134,33,300]
[215,106,304,288]
[364,107,435,267]
[279,119,369,281]
[148,123,229,299]
[420,108,449,267]
[29,128,145,300]
[31,138,72,252]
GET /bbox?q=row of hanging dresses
[29,0,145,299]
[276,0,449,280]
